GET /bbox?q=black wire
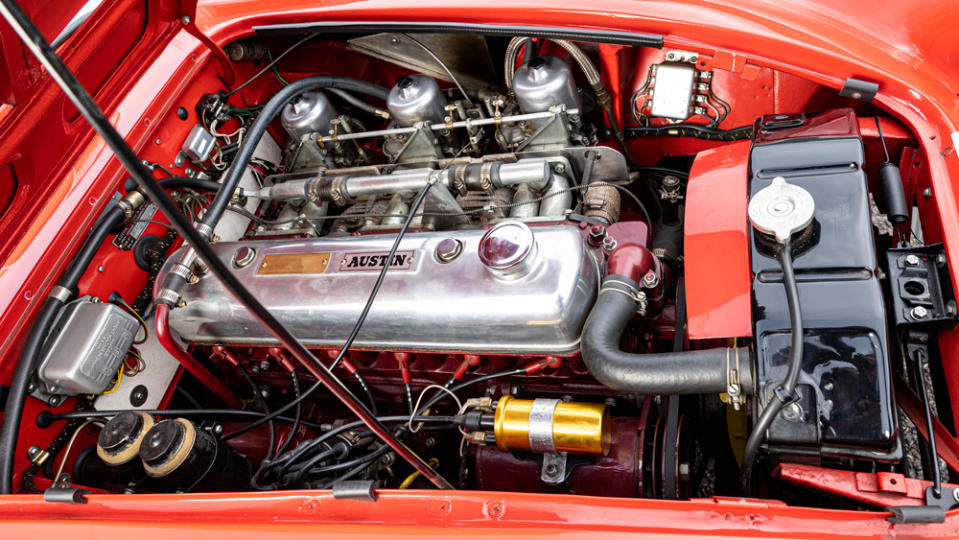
[41,409,324,431]
[352,370,379,416]
[238,363,275,461]
[404,383,415,417]
[275,371,301,456]
[740,240,804,494]
[875,117,891,163]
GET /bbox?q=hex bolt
[782,402,803,421]
[642,271,659,289]
[602,236,618,251]
[258,360,271,372]
[424,437,436,449]
[544,463,558,475]
[380,452,396,466]
[905,254,921,267]
[912,306,929,320]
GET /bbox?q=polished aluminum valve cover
[158,224,601,354]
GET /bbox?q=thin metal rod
[319,108,579,143]
[913,344,943,495]
[0,0,452,490]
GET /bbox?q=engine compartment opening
[3,24,957,518]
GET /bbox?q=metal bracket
[540,452,568,485]
[888,486,957,523]
[332,480,378,501]
[839,78,879,102]
[43,474,89,504]
[725,347,746,411]
[885,244,958,330]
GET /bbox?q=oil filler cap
[748,176,815,243]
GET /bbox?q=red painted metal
[684,141,752,340]
[775,463,958,508]
[3,488,959,538]
[0,0,958,534]
[607,243,660,283]
[155,304,242,409]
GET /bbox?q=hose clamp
[48,285,72,303]
[480,162,495,193]
[773,386,800,406]
[195,222,214,239]
[168,262,194,282]
[155,288,180,306]
[600,279,648,315]
[725,347,745,411]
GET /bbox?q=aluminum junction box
[37,299,140,396]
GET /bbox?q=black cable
[237,364,275,461]
[60,206,125,291]
[352,370,379,416]
[875,117,891,163]
[156,177,223,192]
[275,371,301,456]
[40,408,324,430]
[0,202,126,493]
[0,298,62,494]
[740,240,804,494]
[404,383,415,417]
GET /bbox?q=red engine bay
[1,0,959,535]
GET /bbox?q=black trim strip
[252,21,663,48]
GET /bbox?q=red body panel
[684,141,752,340]
[1,0,959,536]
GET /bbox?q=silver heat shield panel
[159,224,601,354]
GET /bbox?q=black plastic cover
[749,109,899,460]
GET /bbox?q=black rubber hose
[58,206,125,291]
[156,177,223,192]
[202,75,390,234]
[0,203,126,494]
[581,275,751,395]
[740,241,803,494]
[0,297,61,494]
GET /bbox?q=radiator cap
[748,176,815,243]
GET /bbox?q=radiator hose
[581,274,751,395]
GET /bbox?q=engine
[17,30,955,511]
